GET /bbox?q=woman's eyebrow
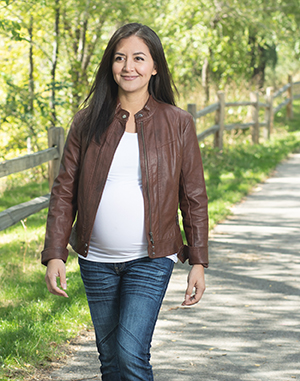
[114,51,147,56]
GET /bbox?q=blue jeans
[79,256,174,381]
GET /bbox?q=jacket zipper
[140,121,155,256]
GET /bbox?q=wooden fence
[0,127,64,231]
[0,75,299,231]
[188,74,300,150]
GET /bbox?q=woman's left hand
[182,264,206,306]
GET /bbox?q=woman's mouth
[121,76,138,81]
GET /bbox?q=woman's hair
[81,23,177,145]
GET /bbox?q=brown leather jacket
[41,96,208,266]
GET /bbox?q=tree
[1,0,300,158]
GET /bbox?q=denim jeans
[78,256,174,381]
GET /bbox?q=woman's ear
[152,65,157,76]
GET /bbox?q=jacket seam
[155,125,162,239]
[180,118,196,247]
[180,169,194,246]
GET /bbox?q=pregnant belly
[90,180,147,254]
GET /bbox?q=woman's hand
[182,264,205,306]
[45,259,69,298]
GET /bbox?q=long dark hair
[81,23,177,145]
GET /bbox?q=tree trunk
[249,31,267,90]
[50,0,60,127]
[202,57,210,105]
[28,16,34,118]
[28,16,40,151]
[62,1,106,113]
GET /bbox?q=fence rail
[196,102,219,118]
[273,98,291,114]
[0,127,64,231]
[225,101,255,107]
[225,122,256,131]
[273,83,291,98]
[188,74,299,149]
[197,125,219,141]
[0,195,50,231]
[0,147,59,178]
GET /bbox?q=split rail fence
[188,74,300,150]
[1,75,300,231]
[0,127,64,231]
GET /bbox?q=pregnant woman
[42,22,208,381]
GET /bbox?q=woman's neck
[118,91,149,133]
[118,91,149,116]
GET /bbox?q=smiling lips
[121,75,139,80]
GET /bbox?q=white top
[79,132,177,263]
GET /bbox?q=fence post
[188,103,197,131]
[287,74,293,119]
[27,137,32,154]
[250,92,259,144]
[264,87,273,139]
[48,127,65,191]
[214,91,225,150]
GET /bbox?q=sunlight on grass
[203,128,300,230]
[0,247,92,380]
[0,184,92,380]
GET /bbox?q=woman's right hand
[45,259,69,298]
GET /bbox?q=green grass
[0,182,92,380]
[1,102,300,380]
[203,129,300,228]
[0,181,49,212]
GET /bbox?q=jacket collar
[115,95,158,123]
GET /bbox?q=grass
[0,182,92,380]
[203,128,300,228]
[1,102,300,380]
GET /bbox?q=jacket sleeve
[41,114,82,266]
[177,114,209,267]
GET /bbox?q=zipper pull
[149,232,155,256]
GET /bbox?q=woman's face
[112,35,157,98]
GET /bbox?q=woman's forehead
[115,36,150,54]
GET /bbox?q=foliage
[1,0,300,158]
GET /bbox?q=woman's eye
[135,56,144,61]
[115,56,124,61]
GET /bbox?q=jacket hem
[178,245,209,267]
[41,247,69,266]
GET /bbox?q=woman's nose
[123,58,134,72]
